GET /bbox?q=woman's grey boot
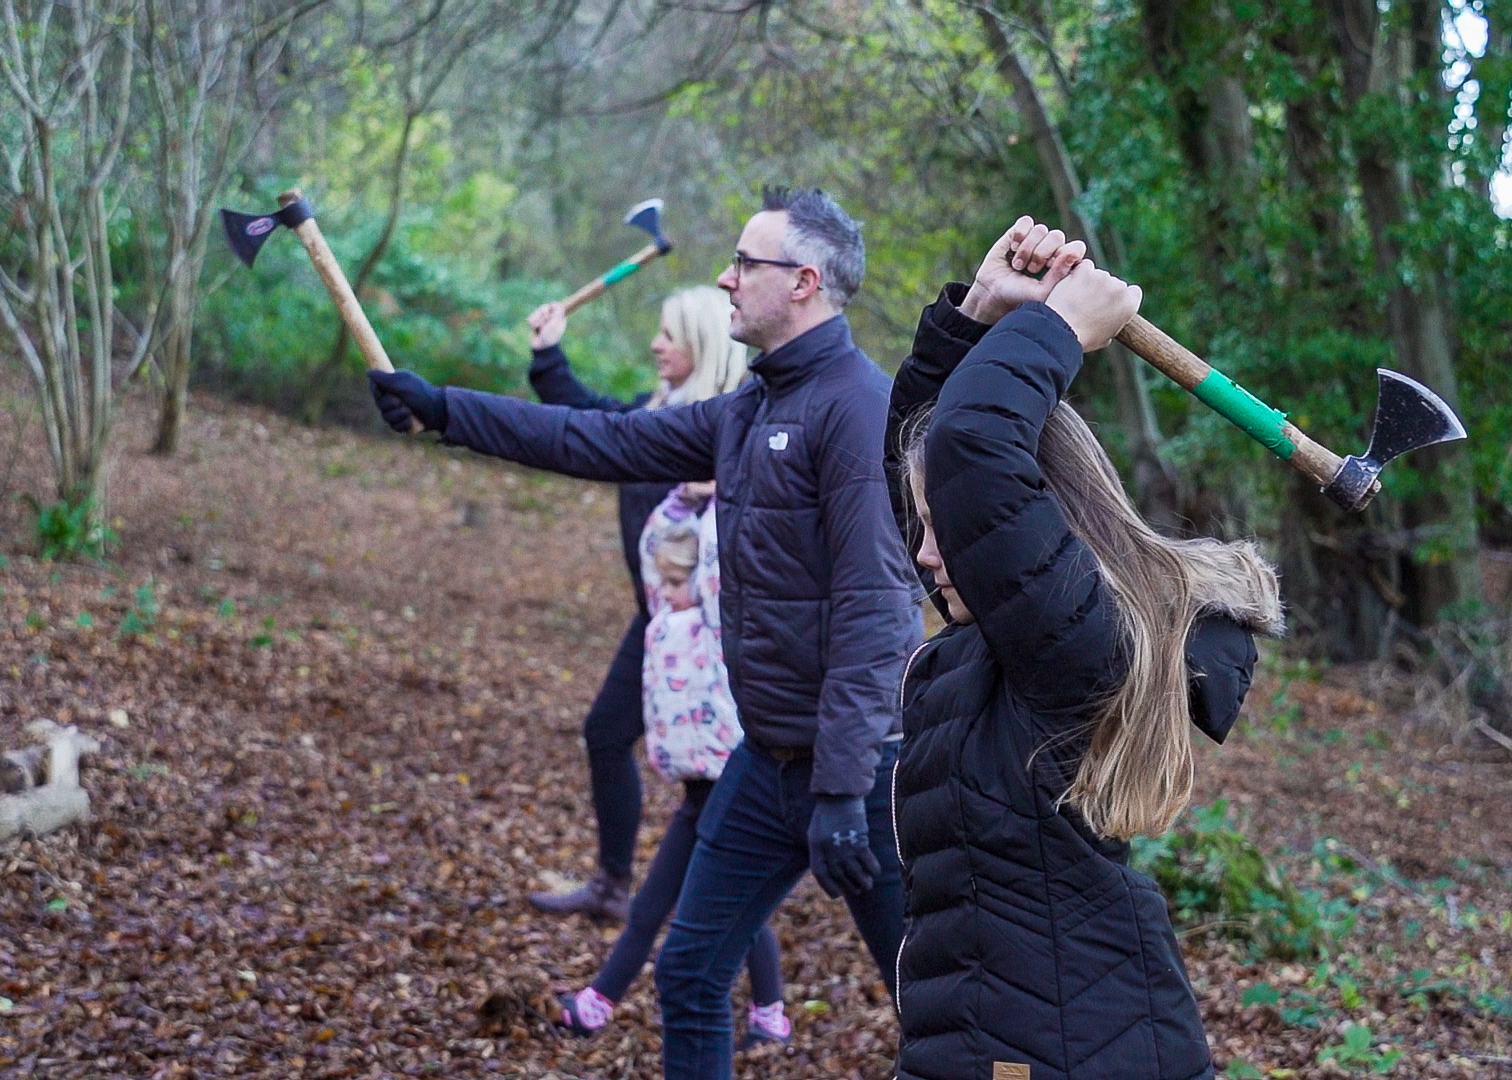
[527,869,631,922]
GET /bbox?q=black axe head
[1323,368,1467,512]
[220,197,314,268]
[625,198,672,254]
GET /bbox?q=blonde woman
[522,286,747,922]
[884,220,1282,1080]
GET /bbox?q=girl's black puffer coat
[886,289,1259,1080]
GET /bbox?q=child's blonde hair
[654,525,700,582]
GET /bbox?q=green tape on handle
[602,258,642,287]
[1192,370,1296,460]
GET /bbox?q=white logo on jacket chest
[767,431,789,451]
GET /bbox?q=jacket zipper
[894,929,906,1021]
[723,385,769,707]
[892,637,931,864]
[890,636,933,1025]
[725,382,769,593]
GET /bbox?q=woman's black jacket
[884,287,1258,1080]
[529,345,673,615]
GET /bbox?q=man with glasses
[369,188,919,1080]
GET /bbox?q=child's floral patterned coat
[638,486,743,782]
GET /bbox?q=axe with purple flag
[220,189,422,433]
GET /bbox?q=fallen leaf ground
[0,389,1508,1079]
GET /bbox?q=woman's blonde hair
[653,286,748,407]
[906,402,1283,840]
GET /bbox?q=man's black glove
[807,795,881,899]
[368,369,448,433]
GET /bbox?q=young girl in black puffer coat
[885,220,1283,1080]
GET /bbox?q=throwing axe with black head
[557,198,674,314]
[221,189,421,433]
[1116,316,1465,512]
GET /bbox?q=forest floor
[0,388,1509,1079]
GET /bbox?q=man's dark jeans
[653,740,903,1080]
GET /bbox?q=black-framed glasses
[728,251,805,282]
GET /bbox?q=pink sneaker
[557,986,614,1037]
[740,999,791,1048]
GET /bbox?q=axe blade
[220,208,281,268]
[624,198,671,253]
[1365,368,1466,467]
[1322,368,1468,512]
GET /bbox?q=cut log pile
[0,721,100,844]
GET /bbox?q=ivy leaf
[1242,982,1281,1007]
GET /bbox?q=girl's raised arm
[925,302,1123,720]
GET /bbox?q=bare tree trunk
[1140,0,1266,282]
[1325,0,1482,624]
[152,273,197,454]
[0,0,137,525]
[296,0,509,424]
[141,0,302,456]
[980,10,1181,529]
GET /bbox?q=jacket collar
[748,314,854,393]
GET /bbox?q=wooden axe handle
[1116,314,1347,491]
[277,190,422,435]
[560,243,665,315]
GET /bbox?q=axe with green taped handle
[1114,316,1465,512]
[558,199,673,314]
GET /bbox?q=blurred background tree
[3,0,1511,666]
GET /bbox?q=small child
[653,526,699,612]
[558,484,790,1048]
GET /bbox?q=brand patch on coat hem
[993,1065,1030,1080]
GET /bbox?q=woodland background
[1,0,1511,1077]
[3,0,1512,663]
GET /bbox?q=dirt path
[0,390,1508,1078]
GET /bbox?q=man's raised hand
[1044,260,1143,352]
[958,215,1086,325]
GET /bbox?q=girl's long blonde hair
[652,286,748,407]
[907,402,1283,840]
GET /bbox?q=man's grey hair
[762,187,864,308]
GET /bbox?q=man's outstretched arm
[370,370,723,483]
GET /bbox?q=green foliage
[24,496,115,562]
[251,615,276,648]
[1396,968,1512,1019]
[119,580,160,639]
[1316,1024,1402,1074]
[195,191,651,416]
[1131,801,1344,959]
[1240,982,1280,1008]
